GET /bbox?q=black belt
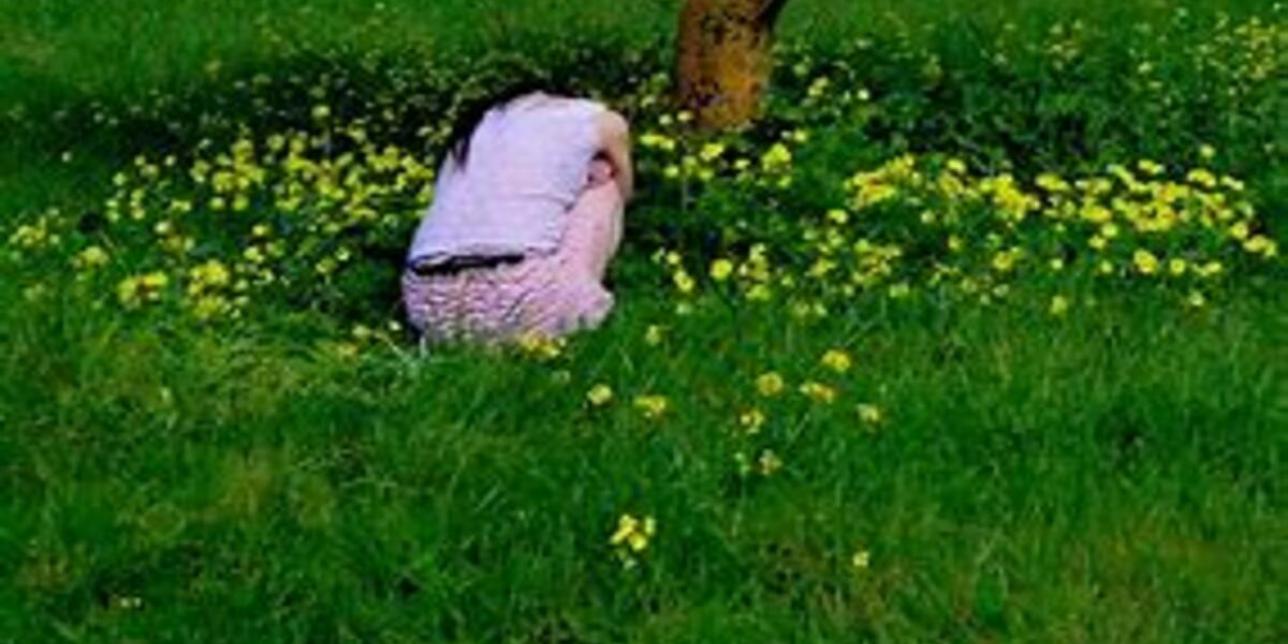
[408,254,526,277]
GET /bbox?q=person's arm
[595,111,634,202]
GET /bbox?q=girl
[403,83,634,344]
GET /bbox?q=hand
[587,158,615,188]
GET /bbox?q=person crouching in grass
[403,79,634,344]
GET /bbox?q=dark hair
[446,76,581,167]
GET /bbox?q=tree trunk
[676,0,791,129]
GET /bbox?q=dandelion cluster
[5,11,1282,339]
[660,153,1278,315]
[609,513,657,568]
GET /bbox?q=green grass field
[2,1,1286,641]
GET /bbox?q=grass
[2,0,1286,641]
[4,285,1285,640]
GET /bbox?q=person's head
[445,70,582,167]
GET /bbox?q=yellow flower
[799,381,837,404]
[634,395,670,420]
[639,133,676,151]
[1080,203,1112,224]
[709,259,734,282]
[699,142,726,162]
[673,270,696,294]
[807,76,831,98]
[1133,249,1160,275]
[1244,235,1278,258]
[190,295,230,320]
[852,548,871,571]
[609,514,657,553]
[1196,261,1224,278]
[73,245,110,270]
[1036,172,1070,193]
[1136,159,1164,176]
[1168,258,1188,276]
[586,384,614,407]
[757,450,783,476]
[644,325,665,346]
[1186,169,1217,188]
[821,349,853,374]
[739,408,766,435]
[756,372,786,397]
[746,283,772,302]
[857,404,884,426]
[991,248,1021,273]
[1050,295,1070,317]
[516,333,565,361]
[761,143,793,173]
[1187,290,1207,308]
[117,272,170,307]
[351,325,374,341]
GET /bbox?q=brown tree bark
[676,0,791,129]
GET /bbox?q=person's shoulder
[567,97,608,115]
[596,110,628,138]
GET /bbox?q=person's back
[402,90,634,344]
[409,94,611,266]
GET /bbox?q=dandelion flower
[1049,295,1070,317]
[1133,249,1160,275]
[634,395,669,420]
[586,384,614,407]
[516,334,565,361]
[673,270,696,294]
[821,349,853,374]
[756,372,786,397]
[852,549,871,571]
[644,325,665,346]
[857,404,884,426]
[799,381,837,404]
[73,245,110,270]
[610,514,656,553]
[710,259,734,282]
[758,450,783,476]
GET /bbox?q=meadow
[1,1,1286,641]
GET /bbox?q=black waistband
[408,254,526,277]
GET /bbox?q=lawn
[1,1,1286,641]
